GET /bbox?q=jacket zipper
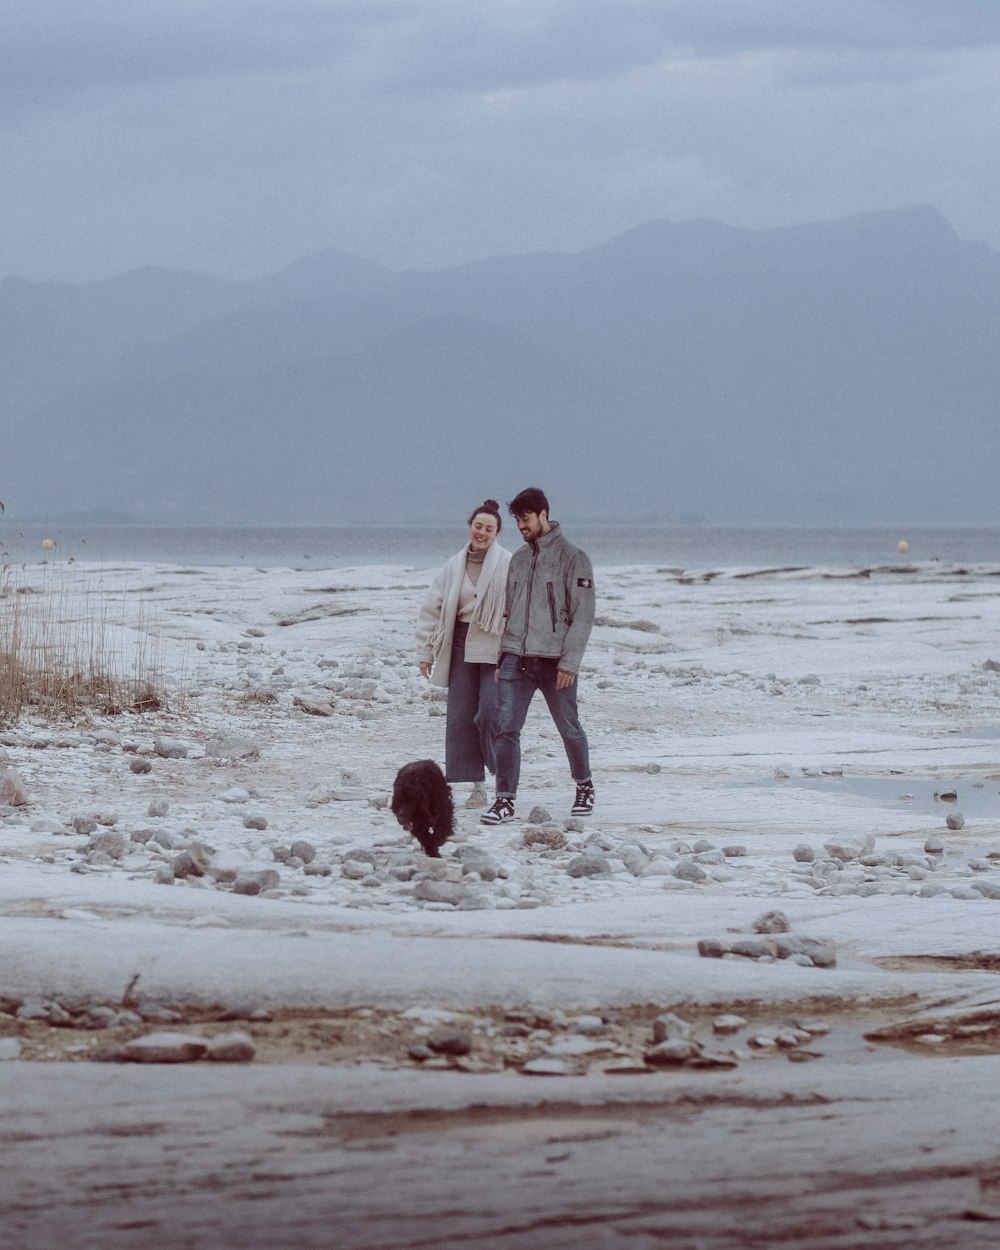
[546,582,557,631]
[523,543,539,653]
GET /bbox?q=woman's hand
[419,662,432,679]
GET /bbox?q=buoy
[42,537,56,551]
[897,540,908,554]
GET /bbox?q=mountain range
[5,205,999,526]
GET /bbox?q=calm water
[1,523,998,570]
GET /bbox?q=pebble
[115,1032,208,1063]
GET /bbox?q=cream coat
[416,541,512,687]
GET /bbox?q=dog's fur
[391,759,455,858]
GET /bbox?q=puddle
[758,773,1000,819]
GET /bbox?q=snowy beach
[3,554,1000,1248]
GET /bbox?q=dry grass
[0,559,166,725]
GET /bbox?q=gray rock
[87,830,128,859]
[793,844,816,862]
[730,938,774,959]
[0,766,28,806]
[137,1001,184,1024]
[674,861,707,882]
[712,1014,748,1035]
[117,1032,208,1063]
[129,757,153,775]
[824,834,875,862]
[303,862,333,877]
[290,840,316,864]
[651,1012,692,1043]
[426,1028,472,1057]
[232,869,280,895]
[147,800,169,817]
[206,1031,256,1061]
[722,844,748,857]
[153,737,189,759]
[173,848,210,879]
[413,879,465,905]
[566,853,612,878]
[527,805,552,824]
[243,813,268,831]
[945,811,966,831]
[645,1038,701,1066]
[72,815,98,835]
[971,880,1000,900]
[697,938,729,958]
[753,909,790,934]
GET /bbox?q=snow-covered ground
[3,556,1000,1248]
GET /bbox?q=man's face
[514,510,549,543]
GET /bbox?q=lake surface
[2,523,998,570]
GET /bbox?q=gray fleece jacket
[499,522,595,674]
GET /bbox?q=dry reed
[0,558,166,725]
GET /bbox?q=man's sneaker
[464,782,489,810]
[571,780,595,816]
[481,797,516,825]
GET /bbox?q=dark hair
[507,486,549,518]
[467,498,502,533]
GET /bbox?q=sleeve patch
[577,577,593,589]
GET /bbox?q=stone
[426,1028,472,1057]
[0,767,28,806]
[697,938,728,958]
[232,869,280,895]
[148,800,170,817]
[117,1032,208,1063]
[153,737,189,759]
[645,1038,701,1066]
[730,938,773,959]
[946,811,966,831]
[173,847,211,879]
[206,1031,256,1061]
[651,1012,692,1043]
[219,787,251,804]
[527,805,553,824]
[674,861,707,882]
[137,1001,184,1024]
[413,879,465,905]
[243,813,268,830]
[87,830,128,859]
[793,844,816,862]
[753,909,790,934]
[712,1014,748,1035]
[289,839,316,863]
[521,1056,587,1076]
[72,815,98,835]
[824,833,875,862]
[566,853,612,877]
[129,757,153,775]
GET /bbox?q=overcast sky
[5,0,1000,283]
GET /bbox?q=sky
[4,0,1000,284]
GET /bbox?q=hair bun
[483,499,499,509]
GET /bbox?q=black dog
[391,760,455,858]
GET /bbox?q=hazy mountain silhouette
[6,207,1000,525]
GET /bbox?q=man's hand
[555,669,576,689]
[419,662,432,679]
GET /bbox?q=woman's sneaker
[481,797,516,825]
[464,782,489,809]
[571,780,595,816]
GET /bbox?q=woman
[415,499,512,808]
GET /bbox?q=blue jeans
[445,621,498,783]
[493,653,591,798]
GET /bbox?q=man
[481,487,595,825]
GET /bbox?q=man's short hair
[508,487,549,517]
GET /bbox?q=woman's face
[469,512,499,552]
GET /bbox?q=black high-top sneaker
[571,780,595,816]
